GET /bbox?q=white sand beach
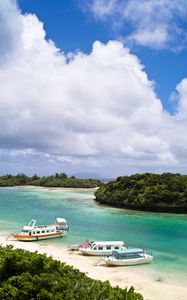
[0,235,187,300]
[11,185,99,192]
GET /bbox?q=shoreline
[0,235,187,300]
[0,184,99,191]
[95,199,187,214]
[0,185,98,192]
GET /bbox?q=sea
[0,187,187,286]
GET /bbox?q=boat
[13,217,69,242]
[79,241,127,256]
[68,240,94,251]
[103,248,153,266]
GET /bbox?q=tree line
[94,173,187,213]
[0,246,143,300]
[0,173,102,188]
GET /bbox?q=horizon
[0,0,187,177]
[0,171,185,180]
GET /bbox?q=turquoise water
[0,187,187,285]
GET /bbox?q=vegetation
[0,246,143,300]
[94,173,187,213]
[0,173,102,188]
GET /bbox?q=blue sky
[19,0,187,112]
[0,0,187,177]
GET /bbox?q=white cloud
[175,79,187,117]
[0,0,22,64]
[127,26,168,49]
[84,0,187,49]
[0,0,187,176]
[87,0,118,20]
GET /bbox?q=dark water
[0,187,187,284]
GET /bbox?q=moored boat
[79,241,127,256]
[104,248,153,266]
[68,240,94,251]
[13,217,69,242]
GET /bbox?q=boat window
[93,247,96,250]
[29,231,31,236]
[98,247,103,250]
[36,231,40,234]
[51,229,55,232]
[106,246,111,250]
[22,230,29,233]
[114,246,119,249]
[42,230,45,234]
[46,230,50,233]
[33,231,35,234]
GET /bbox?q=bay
[0,187,187,285]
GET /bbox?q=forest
[0,246,143,300]
[0,173,102,188]
[94,173,187,213]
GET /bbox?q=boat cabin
[20,225,57,236]
[90,241,125,251]
[112,248,145,259]
[56,217,69,231]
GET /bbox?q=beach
[11,185,99,191]
[0,235,186,300]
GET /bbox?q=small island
[94,173,187,213]
[0,173,102,188]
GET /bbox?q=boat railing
[27,220,36,227]
[36,224,51,228]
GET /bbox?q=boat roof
[23,224,56,230]
[112,248,144,255]
[56,217,67,223]
[92,241,124,246]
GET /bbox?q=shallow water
[0,187,187,285]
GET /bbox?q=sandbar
[4,185,98,192]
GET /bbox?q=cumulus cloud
[175,79,187,117]
[0,0,22,64]
[0,0,187,176]
[83,0,187,49]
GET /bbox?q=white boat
[79,241,127,256]
[13,217,69,242]
[104,248,153,266]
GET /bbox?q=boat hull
[79,249,115,256]
[13,231,65,242]
[104,255,153,266]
